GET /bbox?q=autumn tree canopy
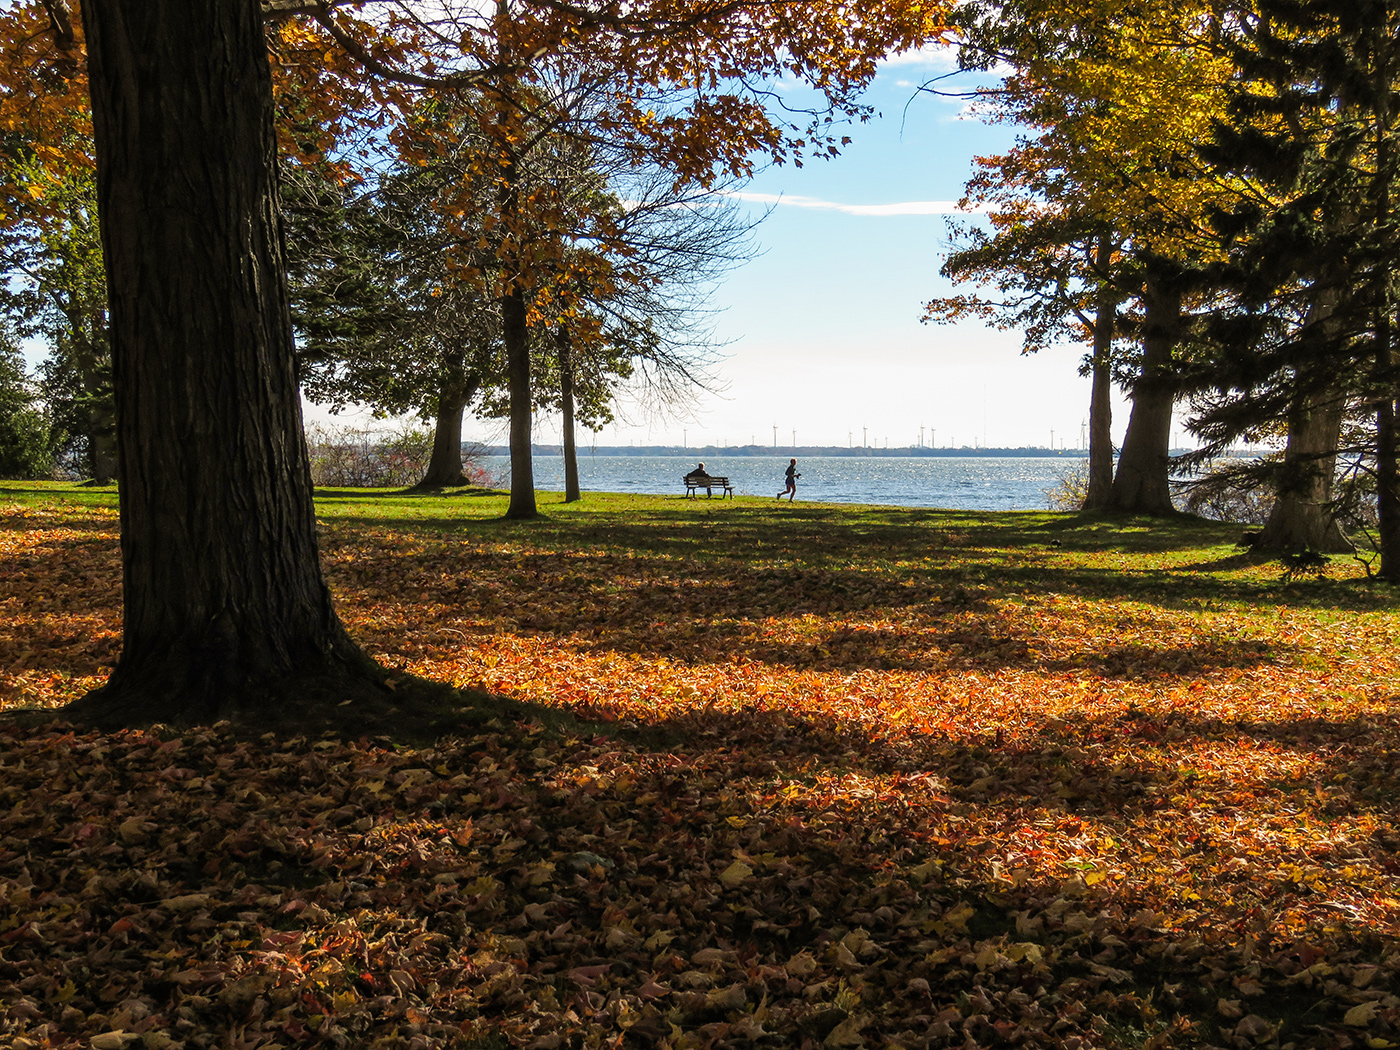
[929,0,1255,516]
[5,0,950,726]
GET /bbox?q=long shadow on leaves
[1,702,1386,1048]
[323,503,1397,613]
[327,529,1295,680]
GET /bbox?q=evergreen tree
[1192,0,1400,567]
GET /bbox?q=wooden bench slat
[684,475,733,498]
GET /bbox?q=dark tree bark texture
[87,403,117,486]
[1082,236,1118,510]
[1257,388,1351,553]
[74,0,374,723]
[1104,277,1180,515]
[492,69,538,521]
[423,392,471,486]
[558,328,580,503]
[503,284,538,518]
[1375,318,1400,582]
[416,358,482,488]
[1374,74,1400,583]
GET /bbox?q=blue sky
[500,48,1142,452]
[301,46,1136,451]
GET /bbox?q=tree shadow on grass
[783,622,1281,678]
[0,514,1333,726]
[314,486,505,503]
[327,531,1297,680]
[3,496,1393,1046]
[0,506,120,537]
[320,504,1397,614]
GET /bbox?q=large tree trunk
[89,424,117,486]
[80,345,117,485]
[71,0,375,724]
[559,328,580,502]
[503,284,537,518]
[493,52,537,520]
[64,313,117,485]
[1257,390,1350,554]
[416,360,482,488]
[1254,225,1351,552]
[1376,312,1400,581]
[86,354,117,485]
[419,390,471,487]
[1083,233,1117,510]
[1104,276,1180,515]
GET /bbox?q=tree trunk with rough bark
[559,328,580,502]
[417,392,468,487]
[70,0,378,725]
[1374,71,1400,583]
[1257,390,1351,553]
[1083,233,1118,510]
[416,354,482,488]
[89,426,117,486]
[1104,277,1180,515]
[63,310,117,485]
[422,392,470,486]
[492,46,537,521]
[1376,314,1400,581]
[502,284,537,518]
[1084,345,1114,509]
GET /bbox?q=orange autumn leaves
[3,492,1400,1046]
[5,496,1399,921]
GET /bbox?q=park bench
[684,473,733,498]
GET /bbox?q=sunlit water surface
[478,454,1081,511]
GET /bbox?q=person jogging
[777,458,799,501]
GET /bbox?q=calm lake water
[478,454,1082,511]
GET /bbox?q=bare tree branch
[38,0,76,52]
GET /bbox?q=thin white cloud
[881,43,960,70]
[727,191,982,216]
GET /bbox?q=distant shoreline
[475,445,1220,459]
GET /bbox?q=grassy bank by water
[1,482,1398,1048]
